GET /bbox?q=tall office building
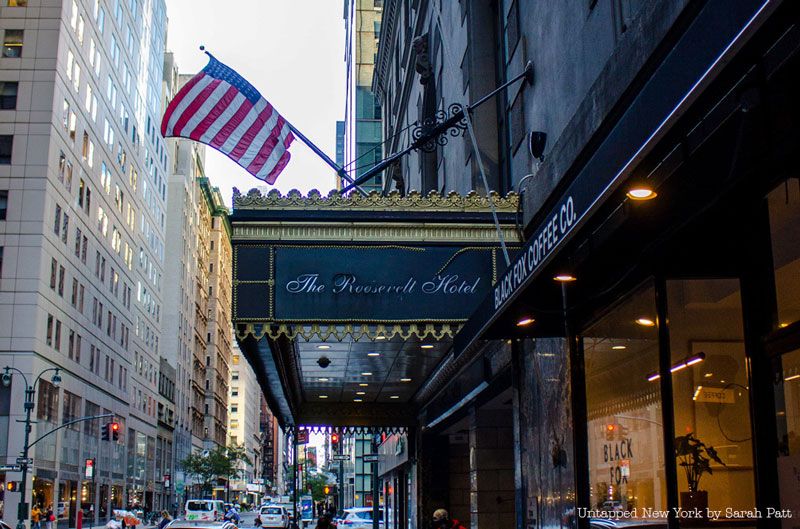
[162,122,233,500]
[227,343,261,505]
[341,0,383,193]
[0,0,168,522]
[202,189,231,451]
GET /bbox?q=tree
[305,473,336,503]
[181,444,252,496]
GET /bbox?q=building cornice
[232,187,518,213]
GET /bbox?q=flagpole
[286,123,368,196]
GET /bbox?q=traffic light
[330,432,339,449]
[5,481,21,492]
[102,421,121,441]
[323,486,330,495]
[605,423,618,441]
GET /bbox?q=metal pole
[371,438,378,529]
[293,433,298,529]
[16,385,35,529]
[285,124,368,196]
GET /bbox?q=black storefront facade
[420,1,800,529]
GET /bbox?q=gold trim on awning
[235,322,460,342]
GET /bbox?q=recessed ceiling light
[359,383,369,387]
[420,344,434,349]
[317,345,331,350]
[611,345,627,350]
[367,352,380,357]
[318,378,330,382]
[553,274,576,282]
[356,391,366,396]
[354,398,363,402]
[361,372,373,376]
[319,395,328,399]
[400,378,412,382]
[626,187,657,200]
[389,395,400,399]
[704,372,713,378]
[635,317,656,327]
[779,322,790,328]
[516,317,535,327]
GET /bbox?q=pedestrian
[157,511,172,529]
[431,509,466,529]
[253,514,261,528]
[45,505,55,529]
[313,516,332,529]
[31,504,42,529]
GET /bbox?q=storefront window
[32,475,54,512]
[775,348,800,529]
[583,284,665,514]
[667,279,755,519]
[768,178,800,327]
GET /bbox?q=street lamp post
[2,365,63,529]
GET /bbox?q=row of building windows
[44,311,128,392]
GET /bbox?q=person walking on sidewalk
[431,509,466,529]
[45,505,55,529]
[31,504,42,529]
[157,511,172,529]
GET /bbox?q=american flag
[161,53,294,184]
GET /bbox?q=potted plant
[675,432,725,512]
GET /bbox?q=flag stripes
[161,53,294,184]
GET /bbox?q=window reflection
[667,279,755,520]
[775,348,800,529]
[583,284,666,515]
[768,178,800,327]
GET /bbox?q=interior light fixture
[318,378,330,382]
[647,352,706,382]
[317,345,331,350]
[516,317,535,327]
[785,374,800,382]
[361,372,373,376]
[692,386,703,401]
[420,344,434,349]
[354,398,363,402]
[359,383,369,387]
[626,187,657,201]
[635,317,656,327]
[553,274,576,282]
[779,323,790,329]
[319,395,329,399]
[400,378,412,382]
[367,352,380,357]
[375,335,387,340]
[704,372,714,378]
[356,391,366,396]
[390,395,400,399]
[611,345,627,350]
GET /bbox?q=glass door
[774,348,800,529]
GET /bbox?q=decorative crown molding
[232,188,519,212]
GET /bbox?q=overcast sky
[164,0,344,206]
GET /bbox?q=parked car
[167,521,238,529]
[185,500,226,521]
[259,506,289,529]
[337,508,383,528]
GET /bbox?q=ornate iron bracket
[411,103,468,153]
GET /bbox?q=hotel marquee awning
[229,188,520,428]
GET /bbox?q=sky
[164,0,344,206]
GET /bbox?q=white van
[185,499,225,521]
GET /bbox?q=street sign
[16,457,32,465]
[363,454,380,463]
[296,429,309,444]
[0,464,22,472]
[332,455,349,461]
